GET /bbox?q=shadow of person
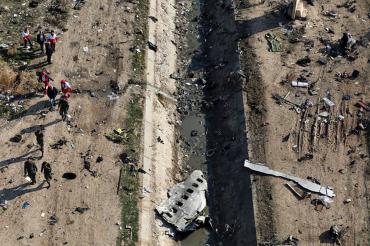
[0,182,45,202]
[20,118,62,135]
[10,100,51,121]
[0,150,39,168]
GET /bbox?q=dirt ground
[0,0,137,245]
[237,0,370,244]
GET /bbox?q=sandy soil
[237,0,370,244]
[0,0,136,245]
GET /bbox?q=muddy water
[176,0,257,245]
[176,0,210,245]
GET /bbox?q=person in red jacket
[22,28,33,49]
[38,70,54,94]
[60,80,72,98]
[47,30,58,52]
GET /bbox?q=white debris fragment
[244,160,336,197]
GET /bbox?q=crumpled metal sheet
[156,170,207,232]
[244,160,335,197]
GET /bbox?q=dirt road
[138,0,178,244]
[0,0,135,245]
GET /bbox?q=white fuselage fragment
[244,160,335,197]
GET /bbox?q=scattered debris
[244,160,335,197]
[49,214,58,225]
[156,170,207,232]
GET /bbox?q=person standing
[60,80,72,98]
[47,30,57,52]
[58,95,69,121]
[35,129,44,158]
[41,161,52,189]
[36,30,46,54]
[38,70,54,93]
[46,85,58,109]
[45,42,53,64]
[21,28,33,49]
[24,158,38,185]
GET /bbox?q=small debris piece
[291,81,309,87]
[96,156,103,163]
[21,201,30,209]
[323,97,335,107]
[75,207,90,214]
[148,41,157,52]
[296,56,311,67]
[344,198,352,204]
[49,215,58,225]
[50,139,67,149]
[10,134,22,143]
[285,182,310,199]
[265,33,282,52]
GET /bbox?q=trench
[176,0,257,245]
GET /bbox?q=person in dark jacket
[45,42,53,64]
[24,158,38,185]
[41,161,52,189]
[58,95,69,121]
[36,30,46,54]
[46,85,58,108]
[35,129,44,158]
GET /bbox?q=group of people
[22,28,58,64]
[23,72,73,187]
[38,70,72,121]
[24,157,53,189]
[23,128,52,188]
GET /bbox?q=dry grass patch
[0,61,17,91]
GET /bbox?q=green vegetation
[117,95,144,246]
[116,0,149,244]
[132,0,149,78]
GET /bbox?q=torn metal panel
[156,170,207,232]
[244,160,335,197]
